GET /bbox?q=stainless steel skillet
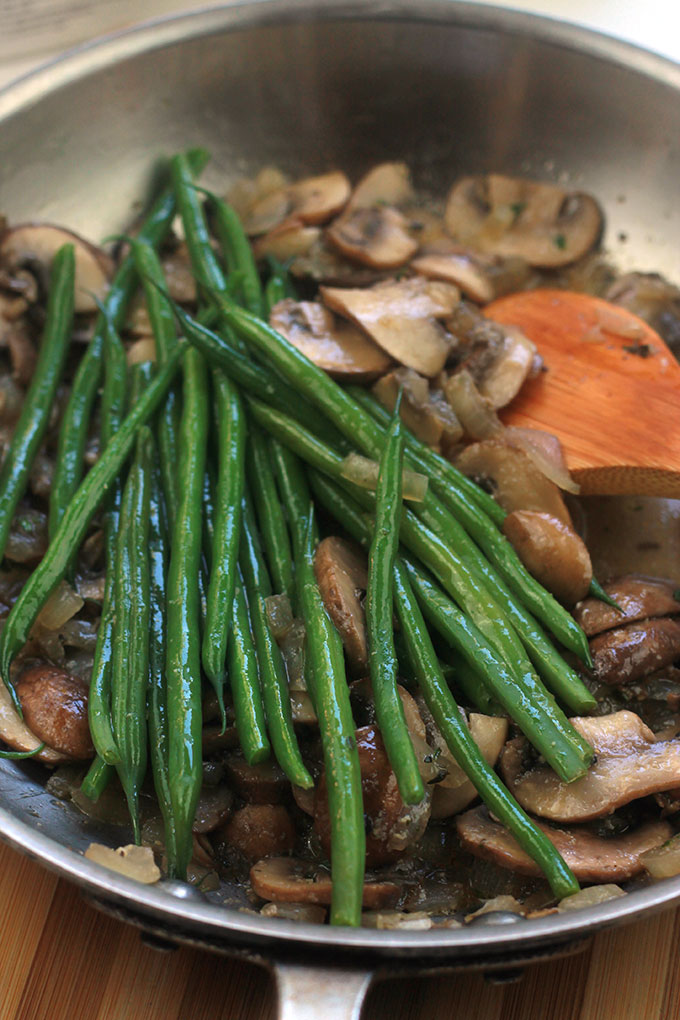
[1,3,680,1016]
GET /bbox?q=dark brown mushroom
[444,174,603,268]
[314,536,368,673]
[219,803,295,861]
[372,367,463,449]
[321,277,458,377]
[501,711,680,822]
[456,806,671,883]
[413,242,532,303]
[574,577,680,637]
[502,510,592,605]
[0,223,113,313]
[192,785,234,834]
[15,663,94,760]
[269,298,391,381]
[314,725,431,867]
[455,440,573,525]
[0,669,65,764]
[223,753,289,803]
[590,618,680,686]
[250,856,400,909]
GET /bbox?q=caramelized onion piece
[457,806,671,883]
[373,367,463,449]
[501,711,680,822]
[431,715,509,819]
[574,577,680,637]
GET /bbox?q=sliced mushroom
[373,367,463,448]
[476,326,537,410]
[321,277,458,377]
[218,803,295,862]
[414,243,534,303]
[314,725,431,867]
[3,320,37,386]
[455,440,572,525]
[444,175,603,268]
[192,785,234,834]
[327,163,417,269]
[500,711,680,822]
[0,672,65,764]
[431,714,509,819]
[456,806,671,883]
[314,536,368,673]
[589,618,680,686]
[15,663,94,760]
[250,857,400,909]
[242,171,351,236]
[0,224,113,313]
[346,163,415,212]
[269,298,391,380]
[253,221,321,262]
[443,368,503,440]
[223,753,289,803]
[290,238,390,287]
[502,510,592,605]
[574,577,680,637]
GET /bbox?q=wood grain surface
[1,840,679,1020]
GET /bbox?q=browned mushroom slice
[373,367,463,448]
[443,369,503,440]
[574,577,680,637]
[444,175,603,268]
[243,171,351,236]
[219,804,296,861]
[327,207,418,270]
[413,246,496,304]
[590,618,680,686]
[455,440,572,525]
[321,278,457,377]
[502,510,592,605]
[192,785,234,834]
[314,726,431,867]
[476,326,537,409]
[253,221,320,262]
[456,806,671,883]
[501,711,680,823]
[0,223,113,313]
[269,299,391,381]
[346,163,415,212]
[14,663,94,760]
[223,753,289,803]
[250,857,400,909]
[431,715,509,819]
[0,672,65,764]
[291,239,389,287]
[314,536,368,673]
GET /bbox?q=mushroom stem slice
[456,806,671,883]
[501,711,680,823]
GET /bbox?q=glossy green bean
[366,398,424,805]
[0,343,186,688]
[393,560,579,900]
[79,755,113,802]
[297,510,364,927]
[202,371,246,714]
[229,569,271,765]
[111,425,152,843]
[240,490,312,789]
[247,421,295,603]
[0,243,75,568]
[170,153,227,296]
[87,314,128,765]
[203,187,264,317]
[165,346,209,878]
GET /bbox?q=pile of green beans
[0,153,604,918]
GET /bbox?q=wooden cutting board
[1,840,679,1020]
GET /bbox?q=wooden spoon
[485,289,680,497]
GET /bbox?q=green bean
[165,346,208,878]
[229,569,271,765]
[199,186,263,317]
[111,427,152,842]
[366,397,424,805]
[48,148,208,538]
[130,238,181,528]
[0,243,75,567]
[87,314,128,765]
[442,650,502,717]
[240,489,313,789]
[588,576,622,610]
[393,560,579,900]
[79,755,113,802]
[147,456,178,874]
[202,371,246,716]
[264,257,297,311]
[247,421,295,603]
[297,509,364,926]
[0,343,186,688]
[170,153,227,297]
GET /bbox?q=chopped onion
[504,426,580,494]
[443,369,503,440]
[465,895,524,921]
[85,843,160,884]
[36,580,83,631]
[640,833,680,880]
[557,885,625,912]
[340,452,429,502]
[261,901,327,923]
[60,618,98,651]
[362,910,432,930]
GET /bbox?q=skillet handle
[274,961,373,1020]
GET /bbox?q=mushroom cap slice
[431,714,509,819]
[574,576,680,637]
[321,277,458,377]
[589,617,680,686]
[288,170,352,224]
[373,367,463,449]
[0,674,66,764]
[327,206,418,270]
[347,163,415,212]
[476,325,537,410]
[0,223,113,313]
[502,509,592,605]
[253,222,320,262]
[456,806,671,883]
[501,711,680,823]
[269,298,391,381]
[250,857,400,909]
[15,664,94,760]
[314,536,368,672]
[444,174,603,268]
[412,248,496,304]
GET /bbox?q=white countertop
[0,0,678,91]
